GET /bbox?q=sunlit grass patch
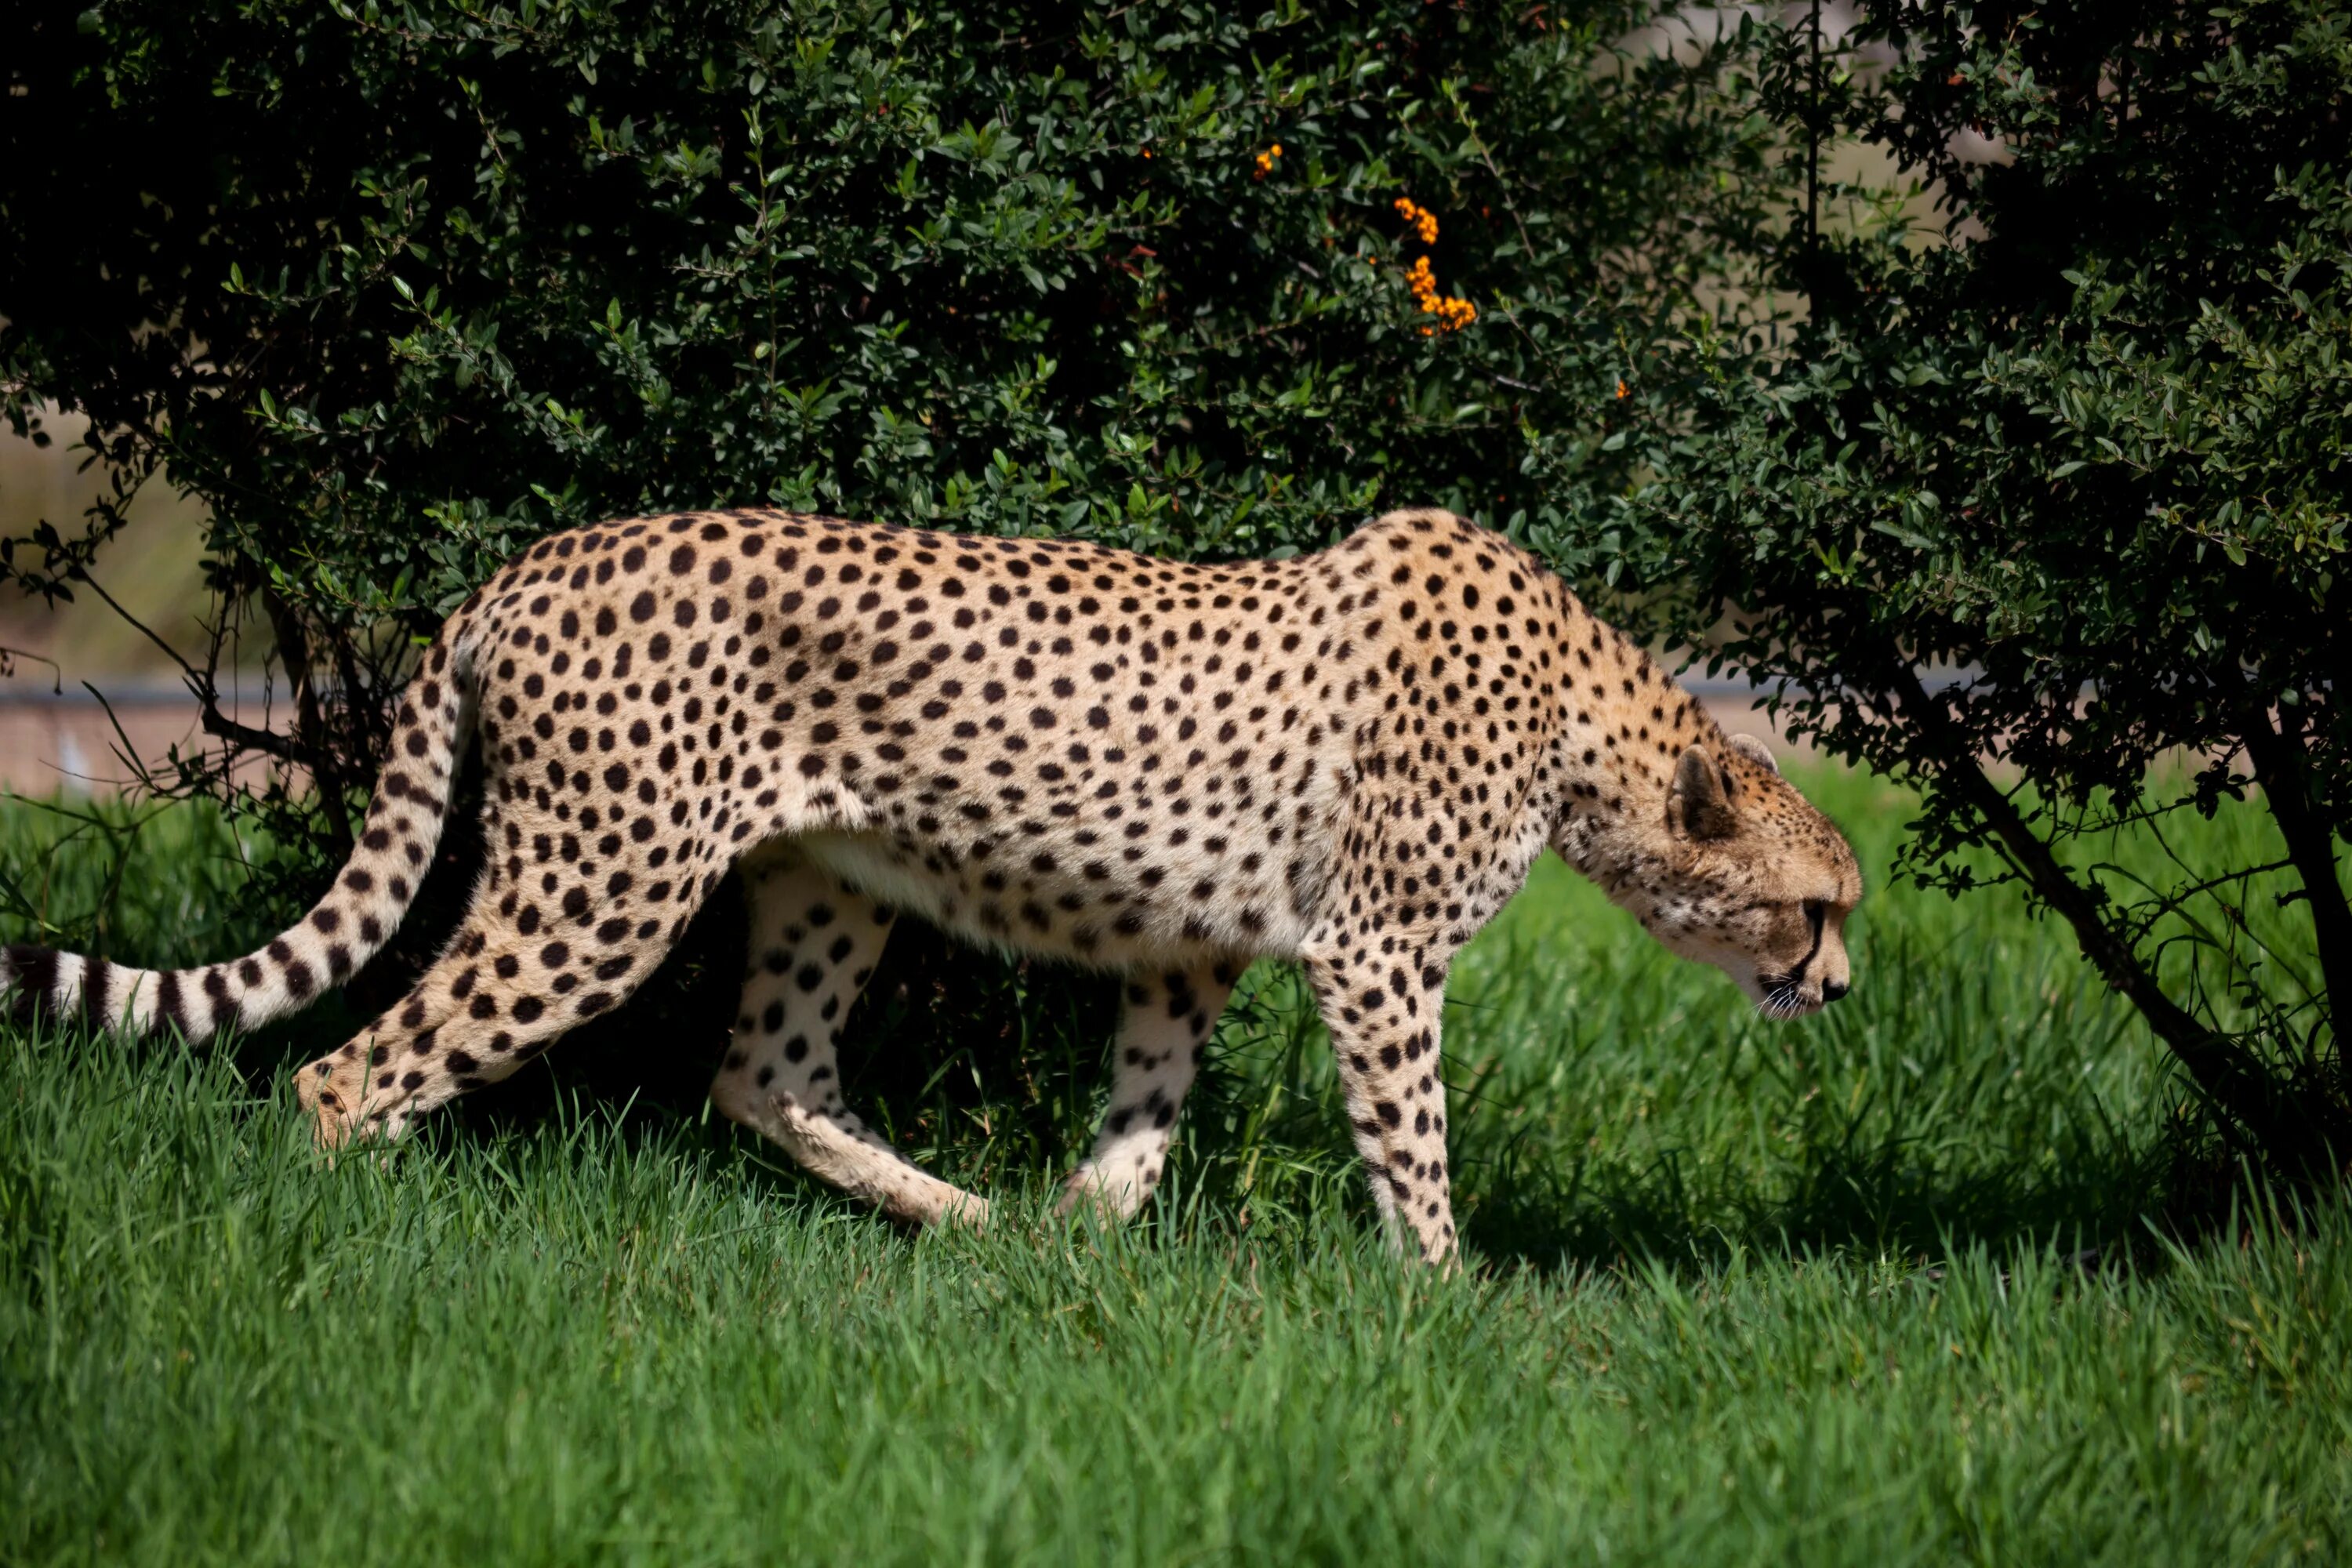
[2,768,2345,1564]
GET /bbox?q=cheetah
[2,506,1859,1263]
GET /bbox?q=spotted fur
[2,506,1859,1263]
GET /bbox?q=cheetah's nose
[1821,981,1849,1004]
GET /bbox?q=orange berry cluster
[1392,198,1475,332]
[1392,197,1440,245]
[1404,258,1476,331]
[1254,143,1283,180]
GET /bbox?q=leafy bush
[16,0,2336,1174]
[0,0,1783,1121]
[1628,0,2347,1159]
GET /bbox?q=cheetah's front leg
[1302,951,1460,1266]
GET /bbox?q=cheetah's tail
[2,621,481,1039]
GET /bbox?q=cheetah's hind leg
[296,892,672,1147]
[709,844,989,1230]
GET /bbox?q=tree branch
[259,588,354,854]
[2242,702,2350,1074]
[1889,662,2299,1158]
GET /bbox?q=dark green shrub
[0,0,1784,1155]
[1627,0,2347,1160]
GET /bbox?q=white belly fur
[792,829,1320,972]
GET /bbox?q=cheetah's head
[1609,735,1861,1018]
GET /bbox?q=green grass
[3,770,2347,1564]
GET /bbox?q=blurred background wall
[0,410,278,795]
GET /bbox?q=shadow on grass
[205,943,2178,1287]
[79,973,2188,1287]
[1454,1135,2172,1280]
[7,793,2190,1283]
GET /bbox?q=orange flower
[1253,143,1283,180]
[1614,379,1628,399]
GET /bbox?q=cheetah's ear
[1726,733,1779,775]
[1667,746,1740,840]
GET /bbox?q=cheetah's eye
[1802,899,1825,942]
